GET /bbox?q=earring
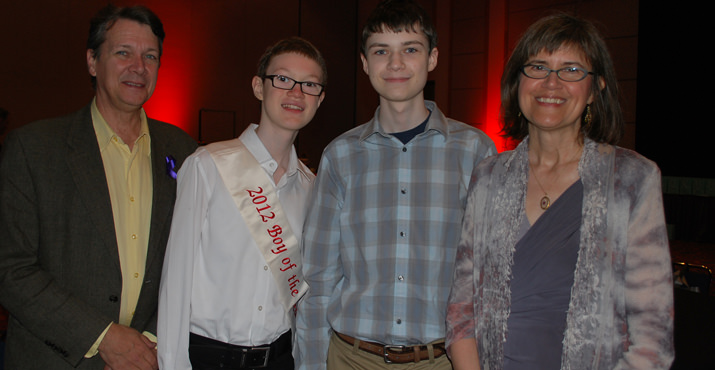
[583,105,592,130]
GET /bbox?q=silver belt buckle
[241,346,271,368]
[383,344,406,363]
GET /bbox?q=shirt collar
[358,100,448,142]
[239,124,312,181]
[91,98,151,151]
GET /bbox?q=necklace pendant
[540,195,551,210]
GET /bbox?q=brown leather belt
[336,332,446,364]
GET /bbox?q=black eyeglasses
[263,75,325,96]
[521,64,594,82]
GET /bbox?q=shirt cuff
[143,330,157,345]
[85,322,112,358]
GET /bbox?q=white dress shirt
[158,124,314,370]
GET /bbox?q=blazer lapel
[65,105,121,273]
[144,122,175,272]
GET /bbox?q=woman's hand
[448,337,481,370]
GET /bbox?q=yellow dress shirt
[85,99,154,357]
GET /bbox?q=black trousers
[189,331,294,370]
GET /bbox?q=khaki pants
[327,333,453,370]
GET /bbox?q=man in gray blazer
[0,5,196,369]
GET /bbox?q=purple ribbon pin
[166,155,177,179]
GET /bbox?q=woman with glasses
[446,14,673,369]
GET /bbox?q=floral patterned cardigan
[446,138,674,369]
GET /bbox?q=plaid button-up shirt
[296,101,496,369]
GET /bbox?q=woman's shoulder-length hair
[500,13,624,145]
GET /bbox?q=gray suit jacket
[0,104,198,369]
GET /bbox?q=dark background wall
[635,1,710,178]
[0,0,361,172]
[1,0,709,178]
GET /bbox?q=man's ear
[252,76,264,101]
[360,53,369,75]
[87,49,97,77]
[427,47,438,72]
